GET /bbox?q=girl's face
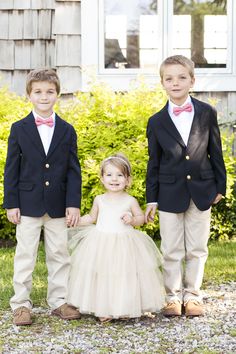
[161,64,195,105]
[101,163,129,193]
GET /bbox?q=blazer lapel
[187,98,204,149]
[47,114,68,158]
[159,103,186,148]
[22,113,46,157]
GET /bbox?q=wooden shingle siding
[57,66,81,94]
[12,39,56,70]
[0,0,83,94]
[0,11,9,39]
[9,10,24,39]
[23,10,38,39]
[31,40,47,68]
[30,0,55,10]
[46,40,55,67]
[0,0,55,10]
[0,1,13,10]
[14,40,31,69]
[54,1,81,93]
[38,10,52,38]
[56,35,81,66]
[54,2,81,35]
[0,40,14,69]
[13,0,31,9]
[12,70,29,93]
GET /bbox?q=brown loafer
[13,306,32,326]
[185,300,204,316]
[162,301,182,317]
[51,303,81,320]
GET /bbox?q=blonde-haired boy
[145,55,226,316]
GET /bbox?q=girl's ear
[126,176,132,188]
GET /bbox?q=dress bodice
[96,194,133,233]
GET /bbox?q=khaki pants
[10,214,70,311]
[159,200,211,304]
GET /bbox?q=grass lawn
[0,240,235,310]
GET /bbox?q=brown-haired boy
[4,68,82,325]
[145,55,226,316]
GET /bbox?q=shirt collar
[32,110,55,121]
[168,95,192,111]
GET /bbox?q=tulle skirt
[67,225,165,318]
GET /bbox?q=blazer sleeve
[146,117,162,203]
[208,108,227,195]
[65,126,82,208]
[3,124,21,209]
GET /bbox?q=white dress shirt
[33,111,55,155]
[168,96,194,146]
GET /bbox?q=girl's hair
[100,153,131,178]
[159,55,195,79]
[26,68,60,95]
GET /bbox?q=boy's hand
[213,193,223,204]
[66,207,80,227]
[145,204,157,223]
[7,208,21,224]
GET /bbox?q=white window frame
[81,0,236,91]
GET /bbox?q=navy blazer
[146,97,226,212]
[3,112,82,218]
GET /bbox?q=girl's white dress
[67,194,165,318]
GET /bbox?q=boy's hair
[160,55,195,79]
[26,68,60,95]
[100,153,131,178]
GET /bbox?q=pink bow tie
[173,103,192,116]
[35,116,54,127]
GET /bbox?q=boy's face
[161,64,195,105]
[28,81,58,117]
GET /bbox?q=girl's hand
[121,212,133,225]
[213,193,223,204]
[7,208,21,224]
[145,204,157,223]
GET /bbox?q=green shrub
[0,87,31,239]
[210,133,236,240]
[0,80,235,240]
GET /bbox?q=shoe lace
[14,307,29,316]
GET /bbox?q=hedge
[0,80,235,241]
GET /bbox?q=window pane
[104,0,159,70]
[173,0,227,68]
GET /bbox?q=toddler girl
[67,154,165,322]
